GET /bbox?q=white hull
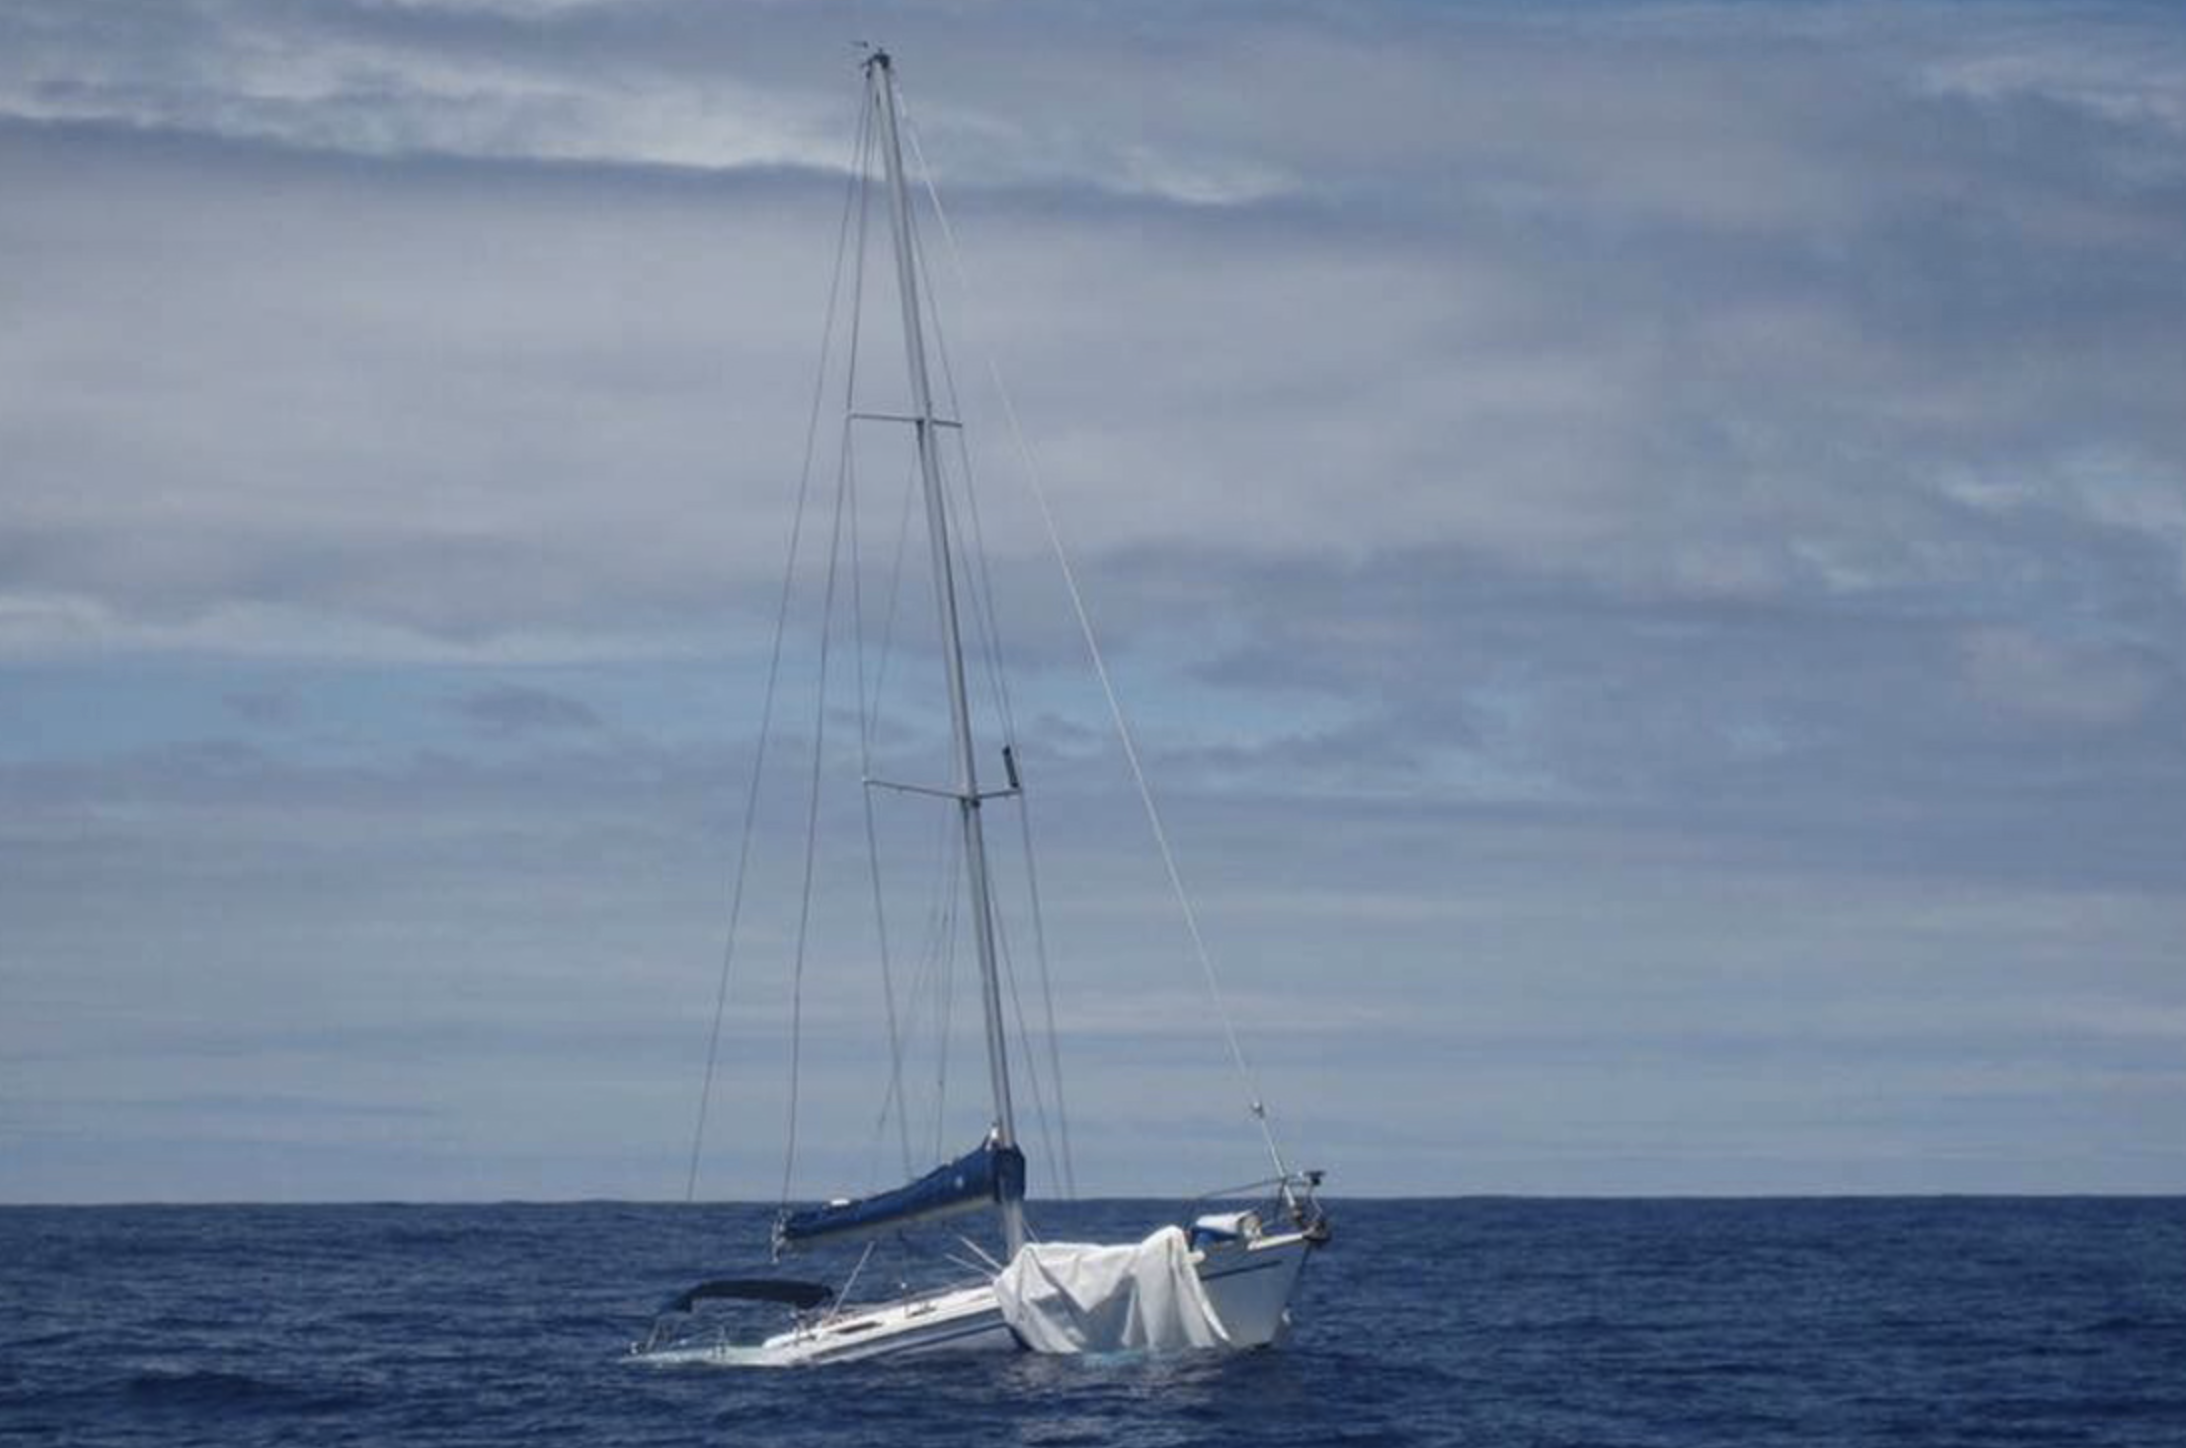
[1195,1228,1315,1347]
[639,1229,1317,1368]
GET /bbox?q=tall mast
[866,50,1025,1259]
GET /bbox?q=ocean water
[3,1197,2183,1446]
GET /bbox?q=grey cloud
[6,5,2184,654]
[5,0,2185,1198]
[8,708,2179,1198]
[455,681,605,736]
[223,687,296,724]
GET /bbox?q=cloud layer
[3,1,2183,1200]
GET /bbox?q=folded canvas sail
[775,1139,1026,1253]
[993,1225,1231,1354]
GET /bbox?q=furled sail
[774,1137,1026,1254]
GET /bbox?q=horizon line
[6,1190,2184,1209]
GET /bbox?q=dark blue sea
[4,1198,2183,1446]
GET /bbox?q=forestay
[993,1226,1231,1354]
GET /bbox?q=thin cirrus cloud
[1,1,2182,1200]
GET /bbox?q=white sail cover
[993,1226,1231,1354]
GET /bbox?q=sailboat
[634,49,1328,1368]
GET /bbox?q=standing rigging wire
[918,421,1075,1193]
[938,420,1078,1197]
[862,804,950,1178]
[858,728,964,1163]
[1007,370,1291,1182]
[900,109,1079,1198]
[838,122,919,1185]
[872,758,966,1170]
[929,823,962,1163]
[928,438,1073,1183]
[684,85,874,1205]
[1009,788,1077,1197]
[851,469,922,1183]
[848,321,935,1182]
[903,164,1015,739]
[851,452,928,1171]
[864,451,922,758]
[987,889,1064,1200]
[778,321,858,1213]
[901,101,1292,1183]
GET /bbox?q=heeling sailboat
[635,49,1328,1369]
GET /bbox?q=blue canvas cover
[775,1139,1026,1252]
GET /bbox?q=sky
[3,0,2183,1203]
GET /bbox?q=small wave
[120,1364,366,1416]
[125,1366,287,1406]
[2079,1314,2181,1338]
[376,1225,473,1250]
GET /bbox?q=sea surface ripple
[4,1197,2183,1446]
